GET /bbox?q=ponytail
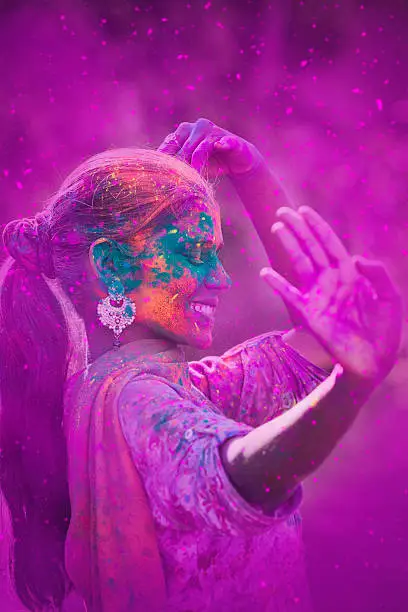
[0,258,72,610]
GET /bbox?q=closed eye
[189,248,203,262]
[180,240,223,265]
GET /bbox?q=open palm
[261,207,402,382]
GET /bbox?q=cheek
[135,271,200,329]
[131,254,209,326]
[146,256,205,297]
[140,287,179,327]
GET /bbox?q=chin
[188,332,213,350]
[148,322,214,350]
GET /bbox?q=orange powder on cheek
[138,271,198,335]
[139,289,186,334]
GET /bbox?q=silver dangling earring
[97,277,137,350]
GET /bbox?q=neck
[85,320,179,364]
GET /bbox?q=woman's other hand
[157,117,263,178]
[260,206,403,384]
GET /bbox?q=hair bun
[2,214,56,278]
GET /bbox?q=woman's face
[127,198,232,349]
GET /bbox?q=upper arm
[187,354,244,421]
[189,331,329,428]
[117,377,299,536]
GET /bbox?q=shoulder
[118,374,184,409]
[117,374,193,440]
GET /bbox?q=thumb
[353,256,400,300]
[214,136,236,150]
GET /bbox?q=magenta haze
[0,2,407,612]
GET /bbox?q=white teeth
[191,303,215,316]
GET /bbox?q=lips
[190,298,219,307]
[187,300,217,326]
[187,297,219,327]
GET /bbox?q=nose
[204,260,232,293]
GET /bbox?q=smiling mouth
[189,302,216,317]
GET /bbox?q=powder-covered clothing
[64,332,327,612]
[64,359,167,612]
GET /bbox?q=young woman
[0,118,402,612]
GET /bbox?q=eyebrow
[181,238,223,251]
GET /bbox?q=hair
[0,148,213,610]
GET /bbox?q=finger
[157,132,181,154]
[158,122,193,154]
[172,122,194,148]
[271,221,315,283]
[276,207,330,270]
[190,138,217,173]
[260,267,305,311]
[178,118,217,162]
[353,257,401,300]
[157,122,192,153]
[213,135,237,151]
[298,206,349,263]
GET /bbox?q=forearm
[230,158,292,264]
[230,158,305,316]
[231,159,337,366]
[220,370,374,510]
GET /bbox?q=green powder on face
[106,210,224,292]
[144,212,221,287]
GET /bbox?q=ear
[89,238,142,291]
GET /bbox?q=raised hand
[261,206,403,383]
[157,117,263,178]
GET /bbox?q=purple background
[0,1,407,610]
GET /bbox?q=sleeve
[188,331,329,428]
[117,375,303,537]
